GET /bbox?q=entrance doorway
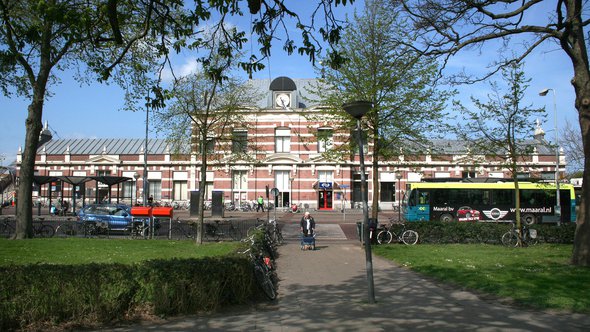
[318,190,333,210]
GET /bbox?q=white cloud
[161,56,201,83]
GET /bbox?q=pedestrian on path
[300,211,315,236]
[257,195,265,212]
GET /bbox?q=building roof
[37,138,170,155]
[37,137,555,157]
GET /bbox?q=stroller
[300,232,316,250]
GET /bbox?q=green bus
[403,181,576,225]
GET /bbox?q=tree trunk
[371,142,380,220]
[195,145,208,245]
[15,100,44,239]
[572,92,590,265]
[565,0,590,266]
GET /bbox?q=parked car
[77,204,132,231]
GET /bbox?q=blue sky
[0,1,579,167]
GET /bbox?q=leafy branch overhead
[0,0,356,240]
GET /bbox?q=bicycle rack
[130,206,152,238]
[152,207,173,239]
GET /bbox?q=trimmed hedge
[0,255,256,331]
[397,221,576,244]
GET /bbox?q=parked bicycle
[204,220,240,241]
[240,247,276,300]
[55,220,108,238]
[0,218,16,238]
[224,201,237,211]
[169,219,195,240]
[267,219,283,245]
[172,200,190,210]
[246,219,281,261]
[376,221,419,245]
[240,229,278,300]
[501,222,538,247]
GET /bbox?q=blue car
[77,204,132,231]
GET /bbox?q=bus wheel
[522,213,536,226]
[440,213,454,223]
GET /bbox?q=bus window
[419,192,429,204]
[409,190,417,206]
[493,189,512,205]
[482,190,491,205]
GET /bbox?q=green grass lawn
[0,238,239,265]
[373,243,590,313]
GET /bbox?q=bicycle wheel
[170,226,186,240]
[229,226,241,241]
[501,231,518,247]
[0,222,14,238]
[254,264,276,300]
[37,225,55,238]
[376,230,393,244]
[401,230,419,245]
[526,230,539,246]
[55,223,77,237]
[275,228,284,245]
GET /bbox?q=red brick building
[17,76,563,211]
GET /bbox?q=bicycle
[239,247,277,300]
[376,222,419,245]
[31,219,55,237]
[204,220,240,241]
[246,219,279,261]
[0,218,16,238]
[55,220,108,238]
[268,219,284,245]
[169,219,195,240]
[501,222,538,247]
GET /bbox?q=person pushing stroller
[300,211,316,250]
[300,211,315,236]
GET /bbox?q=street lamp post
[133,172,140,206]
[143,93,150,207]
[343,100,375,304]
[396,171,402,222]
[539,88,561,225]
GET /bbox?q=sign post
[340,184,349,222]
[270,187,280,222]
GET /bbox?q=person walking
[300,211,315,236]
[256,195,265,212]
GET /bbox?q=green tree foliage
[153,70,260,244]
[0,0,187,238]
[396,0,590,266]
[307,0,452,217]
[0,0,355,239]
[454,62,545,246]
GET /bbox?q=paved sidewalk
[104,236,590,331]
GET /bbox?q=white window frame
[275,128,291,153]
[317,128,333,152]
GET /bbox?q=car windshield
[84,205,128,216]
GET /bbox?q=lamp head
[343,101,373,120]
[539,88,550,96]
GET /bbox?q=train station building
[16,76,564,211]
